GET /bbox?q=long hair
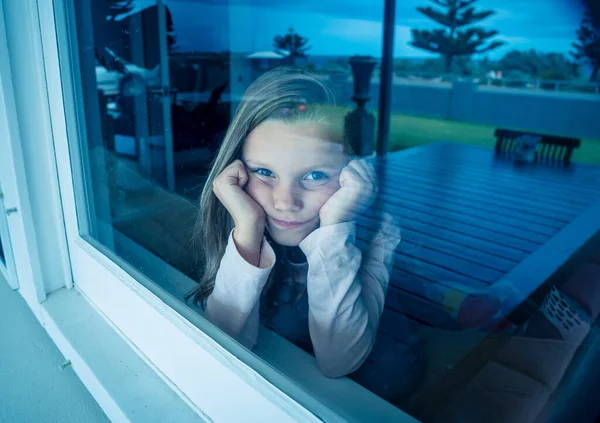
[186,67,344,307]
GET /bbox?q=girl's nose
[273,183,302,212]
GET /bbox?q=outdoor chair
[494,128,581,166]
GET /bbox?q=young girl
[188,67,421,402]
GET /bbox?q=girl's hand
[213,160,266,241]
[319,159,378,227]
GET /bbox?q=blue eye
[305,171,328,181]
[253,168,273,177]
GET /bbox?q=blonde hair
[187,67,345,306]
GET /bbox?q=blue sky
[151,0,586,58]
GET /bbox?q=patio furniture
[359,141,600,416]
[362,142,600,330]
[494,128,581,166]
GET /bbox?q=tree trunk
[590,65,599,83]
[444,55,454,74]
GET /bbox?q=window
[56,0,413,420]
[69,0,388,298]
[384,1,600,422]
[53,0,600,421]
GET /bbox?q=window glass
[70,0,384,296]
[386,1,600,422]
[61,0,600,421]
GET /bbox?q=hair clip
[280,104,306,116]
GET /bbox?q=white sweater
[206,215,401,377]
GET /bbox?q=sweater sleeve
[205,230,275,349]
[299,213,401,377]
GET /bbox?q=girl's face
[242,120,348,246]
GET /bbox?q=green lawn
[386,114,600,166]
[326,106,600,165]
[388,114,497,151]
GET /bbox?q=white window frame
[0,0,49,310]
[32,0,417,421]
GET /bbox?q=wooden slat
[367,200,542,252]
[399,237,517,274]
[388,159,598,209]
[378,165,581,222]
[379,170,578,226]
[356,232,490,295]
[395,243,503,283]
[356,219,517,273]
[375,190,557,241]
[394,148,597,191]
[355,234,496,324]
[391,143,600,196]
[356,237,493,286]
[385,143,600,194]
[379,166,584,220]
[377,186,561,235]
[358,215,528,263]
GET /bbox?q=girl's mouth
[270,218,307,229]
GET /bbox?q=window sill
[254,329,419,423]
[40,287,205,422]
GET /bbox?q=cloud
[321,20,433,57]
[165,0,582,58]
[321,19,381,39]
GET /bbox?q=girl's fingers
[234,161,249,188]
[219,160,248,188]
[339,165,362,188]
[348,160,377,191]
[365,162,378,189]
[347,160,370,183]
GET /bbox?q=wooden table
[358,142,600,334]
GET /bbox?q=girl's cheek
[313,185,339,208]
[244,178,257,197]
[245,178,270,205]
